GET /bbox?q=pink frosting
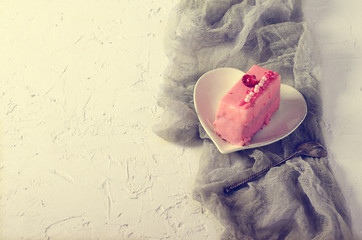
[213,65,281,146]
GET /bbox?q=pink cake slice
[213,65,281,146]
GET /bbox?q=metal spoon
[223,141,327,194]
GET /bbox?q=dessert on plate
[213,65,281,146]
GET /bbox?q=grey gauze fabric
[153,0,353,239]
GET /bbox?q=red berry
[242,74,259,87]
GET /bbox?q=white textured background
[1,0,362,239]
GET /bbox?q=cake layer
[213,65,281,146]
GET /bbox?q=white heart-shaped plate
[194,67,307,154]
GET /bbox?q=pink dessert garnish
[265,71,276,80]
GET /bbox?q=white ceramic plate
[194,67,307,154]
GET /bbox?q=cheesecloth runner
[153,0,353,239]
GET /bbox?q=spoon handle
[224,151,300,194]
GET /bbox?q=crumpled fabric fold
[153,0,352,239]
